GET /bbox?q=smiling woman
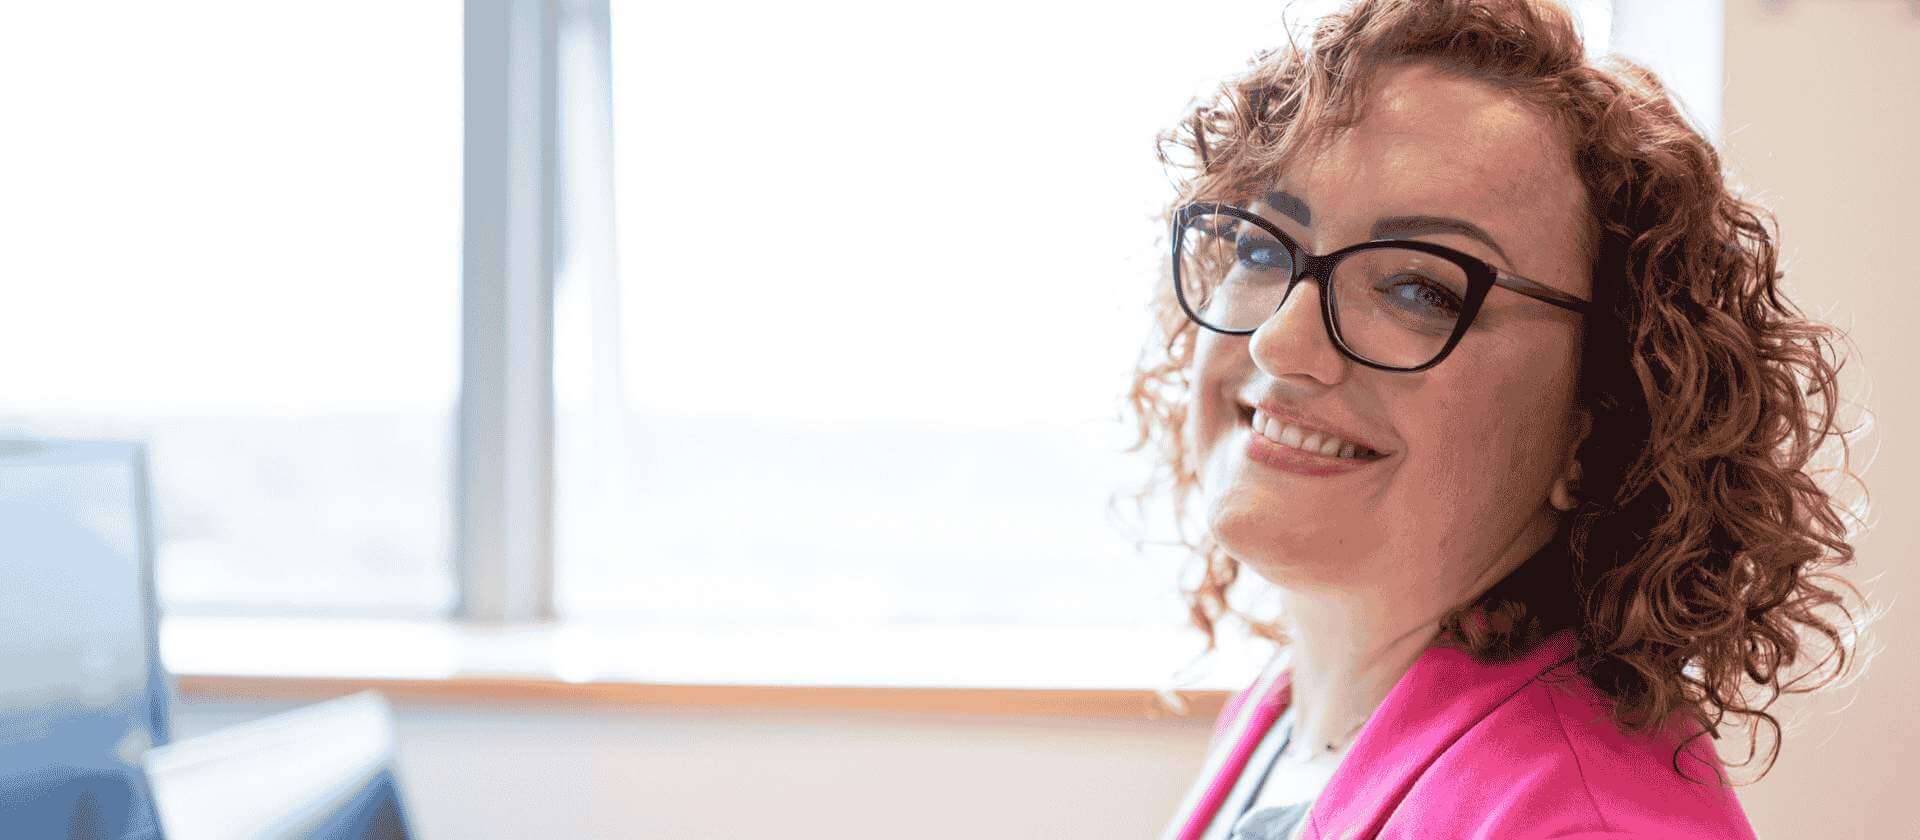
[1127,1,1871,839]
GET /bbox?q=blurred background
[1,0,1913,837]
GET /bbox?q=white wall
[170,3,1920,838]
[172,700,1211,839]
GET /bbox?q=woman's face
[1189,62,1594,606]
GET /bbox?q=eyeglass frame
[1171,202,1594,372]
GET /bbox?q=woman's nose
[1248,276,1347,385]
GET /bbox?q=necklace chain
[1280,714,1368,763]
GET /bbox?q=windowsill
[163,616,1264,722]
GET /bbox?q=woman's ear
[1550,408,1592,513]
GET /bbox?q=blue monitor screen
[0,441,168,840]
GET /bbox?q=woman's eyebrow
[1261,189,1312,226]
[1263,191,1514,267]
[1370,214,1514,265]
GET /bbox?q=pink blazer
[1163,629,1758,840]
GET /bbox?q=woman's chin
[1208,479,1352,531]
[1213,519,1355,568]
[1209,498,1389,576]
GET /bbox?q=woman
[1127,2,1870,839]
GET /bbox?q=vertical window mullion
[1608,0,1722,143]
[458,0,558,623]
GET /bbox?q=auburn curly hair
[1123,0,1874,784]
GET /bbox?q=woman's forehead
[1260,65,1589,279]
[1265,137,1579,238]
[1275,67,1581,222]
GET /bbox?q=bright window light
[0,1,463,615]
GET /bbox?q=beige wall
[1718,1,1920,838]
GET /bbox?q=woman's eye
[1235,236,1290,271]
[1386,275,1464,315]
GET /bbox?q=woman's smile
[1241,407,1394,477]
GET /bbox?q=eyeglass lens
[1176,211,1470,369]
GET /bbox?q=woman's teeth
[1250,408,1377,460]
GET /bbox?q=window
[0,2,462,615]
[556,1,1281,631]
[557,0,1616,634]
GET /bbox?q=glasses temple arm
[1493,270,1591,313]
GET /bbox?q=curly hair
[1123,0,1873,785]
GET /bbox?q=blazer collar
[1300,628,1582,840]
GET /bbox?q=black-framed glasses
[1171,202,1592,372]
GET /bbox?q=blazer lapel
[1300,629,1580,840]
[1163,649,1296,840]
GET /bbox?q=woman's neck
[1270,520,1563,757]
[1278,593,1443,761]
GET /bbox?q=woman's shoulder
[1383,656,1757,839]
[1309,632,1757,839]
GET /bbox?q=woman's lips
[1242,423,1389,477]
